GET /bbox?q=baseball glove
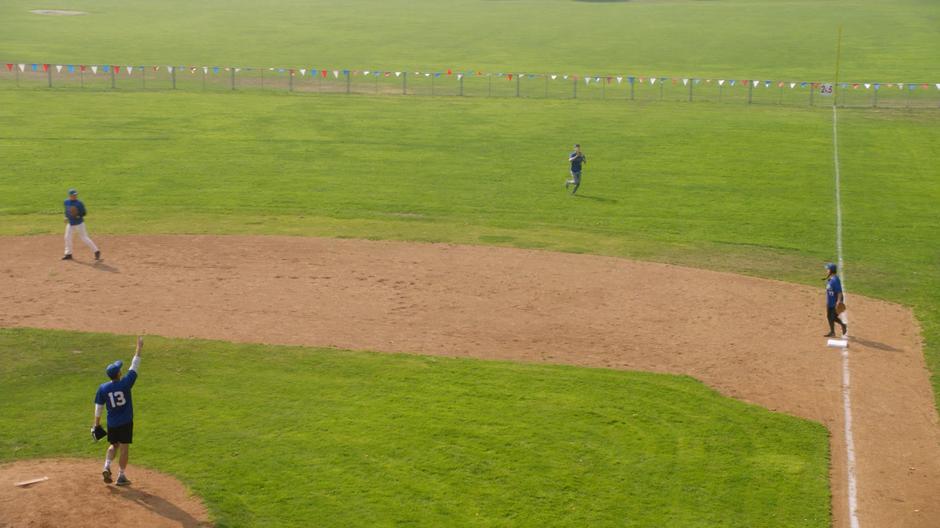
[91,425,107,442]
[68,205,80,218]
[836,302,847,315]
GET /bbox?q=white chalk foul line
[832,103,860,528]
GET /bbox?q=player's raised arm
[130,336,142,371]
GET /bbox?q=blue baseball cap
[825,263,837,273]
[106,360,123,379]
[68,188,78,196]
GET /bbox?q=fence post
[573,78,577,99]
[431,74,435,96]
[142,66,146,89]
[747,82,753,104]
[202,68,206,91]
[602,77,606,99]
[488,74,492,97]
[544,75,548,98]
[47,66,52,88]
[630,78,635,100]
[345,71,351,94]
[171,67,176,89]
[15,66,19,87]
[688,78,693,102]
[718,83,723,102]
[110,68,115,89]
[516,75,520,97]
[810,84,815,106]
[906,85,911,108]
[659,78,664,100]
[289,70,293,92]
[260,68,264,90]
[459,75,464,96]
[402,72,407,95]
[231,68,235,90]
[79,68,83,89]
[872,86,878,107]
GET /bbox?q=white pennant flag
[752,79,760,87]
[898,83,904,90]
[425,73,430,77]
[235,68,241,72]
[864,83,871,89]
[394,71,401,77]
[650,77,656,85]
[563,75,568,80]
[126,66,133,75]
[936,83,940,90]
[56,65,63,73]
[333,70,339,78]
[616,76,622,84]
[551,74,557,80]
[682,78,689,86]
[18,64,25,72]
[300,69,306,76]
[91,65,98,74]
[790,82,796,89]
[202,66,208,74]
[167,66,173,73]
[457,73,463,80]
[718,79,725,86]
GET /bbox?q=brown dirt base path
[0,458,210,527]
[2,235,938,528]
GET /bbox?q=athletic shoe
[94,250,101,260]
[102,468,112,484]
[61,254,73,260]
[116,474,131,486]
[824,332,835,337]
[565,182,569,189]
[842,328,849,339]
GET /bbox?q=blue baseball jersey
[64,199,87,226]
[95,370,138,428]
[569,151,584,172]
[826,276,843,307]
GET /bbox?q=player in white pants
[62,188,100,261]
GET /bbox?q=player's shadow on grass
[108,486,209,527]
[73,260,120,273]
[574,194,619,204]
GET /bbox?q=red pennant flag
[507,73,513,80]
[289,69,295,76]
[742,79,750,86]
[113,65,120,74]
[321,69,327,78]
[922,83,930,89]
[446,69,452,75]
[80,65,86,72]
[852,83,859,89]
[5,63,12,72]
[42,64,49,72]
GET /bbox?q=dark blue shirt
[569,151,585,172]
[826,276,843,308]
[95,370,138,428]
[64,199,87,226]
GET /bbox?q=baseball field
[1,1,938,527]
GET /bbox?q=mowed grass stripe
[0,328,830,527]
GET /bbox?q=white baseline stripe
[832,104,860,528]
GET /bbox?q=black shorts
[107,421,133,445]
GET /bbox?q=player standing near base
[62,188,100,261]
[93,336,143,486]
[824,263,848,338]
[565,144,586,195]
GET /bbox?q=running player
[93,336,143,485]
[565,144,586,195]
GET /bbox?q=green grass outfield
[0,329,830,527]
[1,90,938,407]
[1,0,939,80]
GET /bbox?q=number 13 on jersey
[108,391,127,407]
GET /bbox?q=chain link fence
[2,63,938,109]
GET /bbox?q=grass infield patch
[0,328,830,527]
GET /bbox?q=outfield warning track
[1,235,937,527]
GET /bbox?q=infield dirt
[1,235,937,528]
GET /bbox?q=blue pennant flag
[342,69,349,75]
[67,65,75,73]
[213,67,219,74]
[102,65,109,73]
[31,64,38,71]
[628,76,635,83]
